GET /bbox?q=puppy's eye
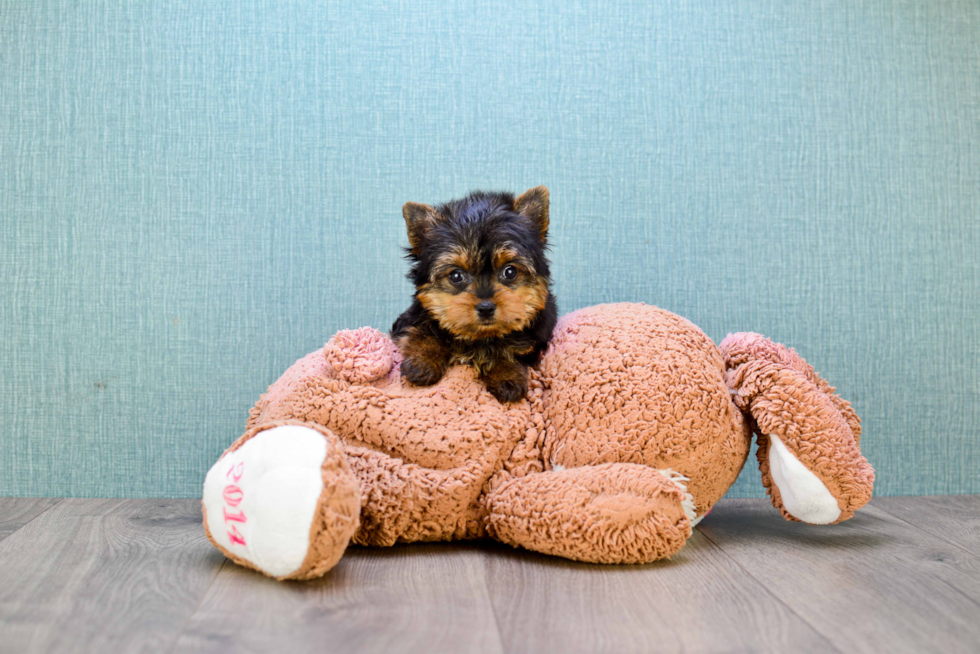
[448,270,465,285]
[501,265,518,281]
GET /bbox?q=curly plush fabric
[720,333,874,523]
[322,327,394,383]
[203,302,875,580]
[538,304,751,519]
[486,463,694,563]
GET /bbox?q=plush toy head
[203,303,874,580]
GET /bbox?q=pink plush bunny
[203,303,873,579]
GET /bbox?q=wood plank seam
[0,498,64,544]
[165,559,229,654]
[871,501,980,563]
[694,524,847,653]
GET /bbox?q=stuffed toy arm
[484,463,697,564]
[720,333,875,524]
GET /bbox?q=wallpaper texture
[1,0,978,497]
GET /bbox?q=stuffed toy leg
[202,420,360,580]
[720,333,875,524]
[202,417,505,580]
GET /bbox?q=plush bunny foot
[202,421,361,580]
[764,433,841,524]
[721,333,874,524]
[485,463,695,563]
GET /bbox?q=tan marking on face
[431,247,475,279]
[418,288,493,339]
[417,286,454,320]
[493,278,548,330]
[416,286,469,323]
[420,276,549,341]
[493,247,520,271]
[492,247,536,276]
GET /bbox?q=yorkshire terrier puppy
[391,186,558,403]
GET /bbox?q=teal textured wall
[1,1,978,498]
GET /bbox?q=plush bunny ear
[514,186,550,241]
[402,202,439,251]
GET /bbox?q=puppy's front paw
[400,355,446,386]
[486,376,528,403]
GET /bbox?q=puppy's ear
[402,202,439,251]
[514,186,549,241]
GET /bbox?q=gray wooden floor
[0,497,977,654]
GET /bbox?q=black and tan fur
[391,186,558,403]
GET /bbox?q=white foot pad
[203,425,327,577]
[767,434,841,525]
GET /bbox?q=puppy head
[403,187,551,340]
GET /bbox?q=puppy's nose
[476,301,496,318]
